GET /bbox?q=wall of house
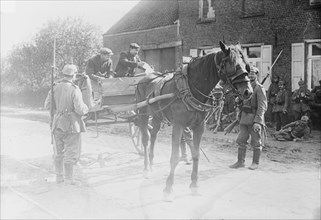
[178,0,321,91]
[103,24,182,71]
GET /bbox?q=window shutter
[291,43,305,91]
[261,45,272,91]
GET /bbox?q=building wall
[103,24,182,72]
[178,0,321,91]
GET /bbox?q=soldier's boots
[55,160,64,184]
[248,149,261,170]
[64,163,76,185]
[229,148,246,169]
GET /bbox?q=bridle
[215,52,250,96]
[186,52,249,101]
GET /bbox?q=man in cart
[115,43,145,77]
[85,47,115,82]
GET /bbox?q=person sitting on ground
[114,43,144,77]
[85,48,115,82]
[273,115,311,141]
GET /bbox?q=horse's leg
[190,122,204,195]
[138,109,151,178]
[163,124,183,201]
[148,117,161,170]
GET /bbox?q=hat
[99,48,113,55]
[278,80,285,86]
[298,79,305,86]
[249,66,259,76]
[129,43,140,49]
[301,115,309,121]
[62,64,77,76]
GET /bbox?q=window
[310,0,321,6]
[307,41,321,90]
[311,43,321,56]
[199,0,215,21]
[241,0,265,18]
[244,46,261,58]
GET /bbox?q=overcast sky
[0,0,140,57]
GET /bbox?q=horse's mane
[188,53,217,75]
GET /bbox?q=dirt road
[1,107,320,219]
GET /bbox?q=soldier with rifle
[44,64,88,185]
[229,66,267,170]
[225,49,283,134]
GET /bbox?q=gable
[105,0,179,35]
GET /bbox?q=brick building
[103,0,321,91]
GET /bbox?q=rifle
[50,38,56,144]
[224,119,239,135]
[261,49,283,85]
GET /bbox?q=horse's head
[215,41,253,100]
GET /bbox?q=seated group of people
[85,43,145,82]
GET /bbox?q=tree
[1,16,102,92]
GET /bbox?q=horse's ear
[246,63,251,73]
[236,42,242,50]
[219,41,228,53]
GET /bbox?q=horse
[135,41,253,201]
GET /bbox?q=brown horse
[135,41,252,201]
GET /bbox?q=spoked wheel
[129,122,144,156]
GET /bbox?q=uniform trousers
[53,129,81,164]
[275,112,287,131]
[236,124,263,150]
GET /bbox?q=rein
[185,52,243,108]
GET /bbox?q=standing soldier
[44,64,89,185]
[291,79,312,121]
[115,43,144,77]
[272,80,289,131]
[229,66,267,170]
[266,75,279,128]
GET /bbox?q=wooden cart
[86,75,146,155]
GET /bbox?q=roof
[105,0,179,35]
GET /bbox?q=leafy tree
[1,16,102,93]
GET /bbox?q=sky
[0,0,140,58]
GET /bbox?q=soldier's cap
[99,48,113,55]
[278,80,285,86]
[62,64,77,76]
[301,115,309,121]
[249,66,259,76]
[129,43,140,49]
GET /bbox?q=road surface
[1,108,320,219]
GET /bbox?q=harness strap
[174,72,214,112]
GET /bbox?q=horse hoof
[190,187,201,196]
[163,192,173,202]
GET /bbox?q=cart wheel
[129,122,144,156]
